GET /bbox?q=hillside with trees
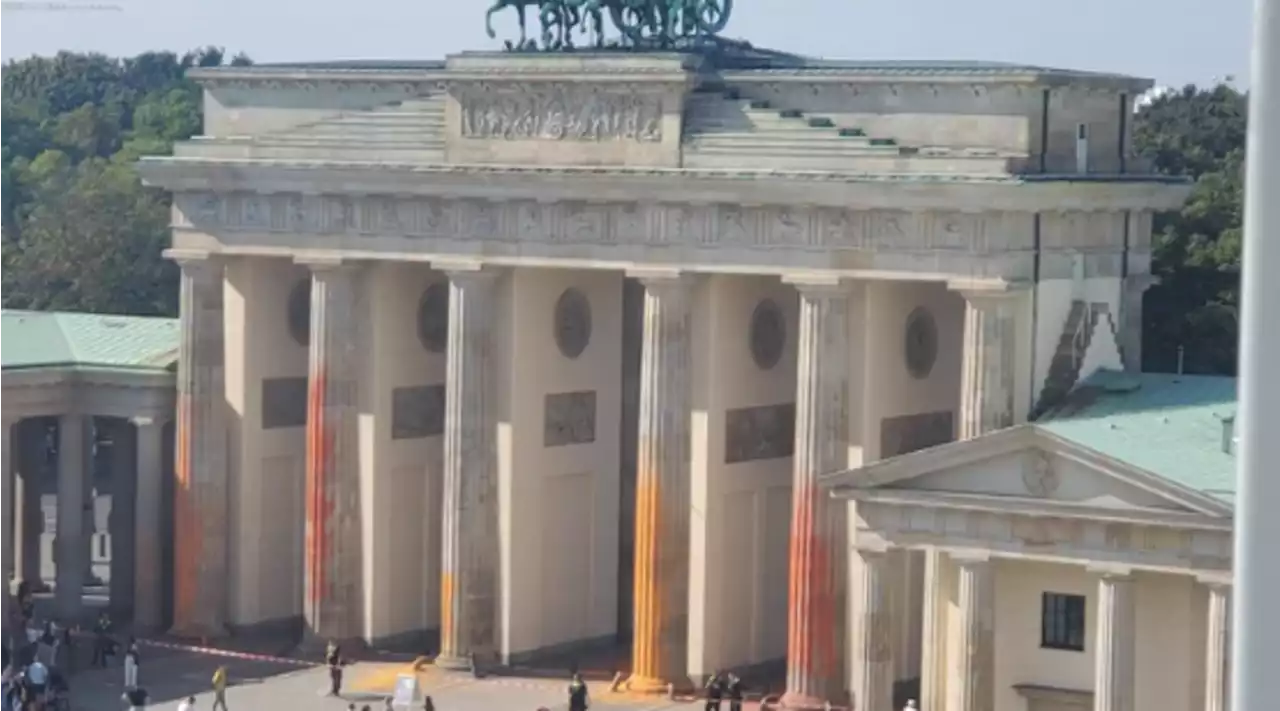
[0,51,1248,376]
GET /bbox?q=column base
[624,674,678,695]
[433,653,474,671]
[778,691,834,711]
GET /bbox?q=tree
[1,48,250,316]
[1133,84,1246,376]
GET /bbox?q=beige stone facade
[134,49,1191,705]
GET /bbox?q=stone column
[436,265,500,669]
[55,415,91,620]
[918,549,946,711]
[954,284,1023,439]
[168,251,230,637]
[15,420,43,588]
[849,548,893,711]
[1203,580,1232,711]
[303,260,364,642]
[782,278,851,709]
[108,419,137,617]
[3,416,17,619]
[626,270,694,693]
[950,554,995,711]
[132,417,165,630]
[1119,274,1157,373]
[1093,570,1136,711]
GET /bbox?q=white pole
[1232,0,1280,708]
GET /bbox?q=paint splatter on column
[627,272,693,693]
[303,262,363,641]
[436,268,499,669]
[782,282,850,709]
[171,255,230,638]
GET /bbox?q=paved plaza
[64,645,736,711]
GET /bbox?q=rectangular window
[1041,592,1086,651]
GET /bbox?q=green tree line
[0,50,1246,376]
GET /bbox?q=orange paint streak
[172,393,203,633]
[786,484,837,684]
[628,476,665,690]
[304,365,331,610]
[440,571,455,643]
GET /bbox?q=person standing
[703,671,725,711]
[91,611,113,668]
[326,641,347,698]
[123,638,140,689]
[212,664,230,711]
[725,673,744,711]
[568,672,589,711]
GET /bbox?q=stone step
[685,129,875,146]
[684,136,903,154]
[176,141,445,163]
[682,151,1016,175]
[258,135,447,147]
[289,125,446,138]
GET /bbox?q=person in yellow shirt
[212,665,229,711]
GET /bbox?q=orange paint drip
[628,475,665,689]
[304,364,331,611]
[172,393,201,632]
[786,483,837,689]
[440,571,455,643]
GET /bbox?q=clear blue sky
[0,0,1251,88]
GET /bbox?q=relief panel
[725,403,796,464]
[544,390,597,447]
[392,384,446,440]
[879,410,954,458]
[457,84,662,142]
[262,377,308,429]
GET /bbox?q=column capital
[1196,573,1233,589]
[1124,273,1160,294]
[1087,564,1134,580]
[129,415,163,429]
[165,249,225,280]
[784,274,863,298]
[950,550,992,566]
[626,267,697,288]
[948,278,1032,302]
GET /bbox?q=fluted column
[1203,580,1232,711]
[55,415,91,620]
[303,260,364,642]
[436,265,500,669]
[782,279,851,709]
[168,251,229,637]
[627,270,694,693]
[15,420,43,588]
[918,549,946,711]
[3,416,17,621]
[108,418,137,617]
[950,554,994,711]
[132,417,166,630]
[954,284,1023,439]
[849,548,893,711]
[1093,570,1136,711]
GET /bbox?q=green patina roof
[1,310,180,374]
[1037,370,1237,505]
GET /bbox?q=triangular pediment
[824,425,1231,518]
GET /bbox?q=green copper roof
[1037,370,1237,504]
[1,310,179,374]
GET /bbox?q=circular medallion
[287,278,311,347]
[749,298,786,371]
[417,282,449,353]
[554,288,592,360]
[904,307,938,380]
[1023,452,1060,497]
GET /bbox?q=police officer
[326,641,344,697]
[568,672,590,711]
[704,670,725,711]
[726,672,744,711]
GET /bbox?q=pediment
[826,425,1230,518]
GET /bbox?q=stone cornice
[137,158,1192,213]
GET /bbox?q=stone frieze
[544,390,598,447]
[174,191,1023,254]
[458,85,662,142]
